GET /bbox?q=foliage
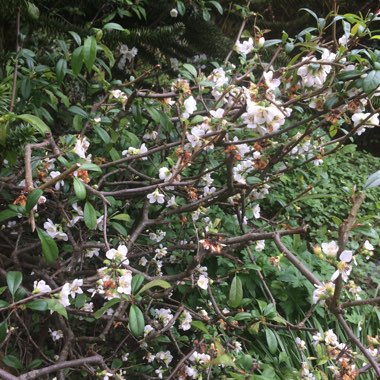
[1,1,380,380]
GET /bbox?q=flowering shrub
[1,5,380,380]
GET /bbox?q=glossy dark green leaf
[73,177,86,200]
[129,304,145,337]
[36,227,59,263]
[229,275,243,308]
[131,274,145,294]
[83,36,97,71]
[71,46,84,75]
[84,201,97,230]
[94,298,121,319]
[265,329,278,354]
[25,189,43,213]
[6,271,22,298]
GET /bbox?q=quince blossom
[235,38,254,55]
[106,244,129,265]
[321,241,339,258]
[147,188,165,204]
[197,274,209,290]
[44,219,68,241]
[73,136,90,159]
[331,250,353,282]
[33,280,52,294]
[182,96,197,119]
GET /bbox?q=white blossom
[33,280,52,294]
[147,188,165,204]
[197,274,209,290]
[183,96,197,119]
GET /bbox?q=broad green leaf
[131,274,145,295]
[363,70,380,94]
[47,299,68,318]
[68,31,81,46]
[183,63,197,77]
[73,177,86,200]
[365,170,380,189]
[299,7,319,23]
[71,46,84,75]
[111,213,132,223]
[233,312,252,321]
[103,22,125,31]
[0,320,7,343]
[2,355,22,370]
[229,275,243,308]
[68,105,88,118]
[80,163,102,172]
[26,1,40,20]
[177,1,186,15]
[26,300,49,311]
[17,114,50,134]
[56,58,67,83]
[94,298,121,319]
[0,209,18,223]
[36,227,59,263]
[6,271,22,298]
[94,125,111,144]
[136,279,171,295]
[191,320,209,334]
[209,1,223,14]
[211,353,236,368]
[129,304,145,337]
[83,36,97,71]
[84,202,97,230]
[265,329,278,354]
[25,189,43,213]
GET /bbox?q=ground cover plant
[1,1,380,379]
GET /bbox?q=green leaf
[136,279,171,295]
[73,177,86,200]
[131,275,145,295]
[36,227,59,263]
[103,22,125,31]
[71,46,84,76]
[3,355,22,370]
[234,312,252,321]
[209,1,223,14]
[83,36,97,71]
[363,70,380,94]
[0,209,18,223]
[111,213,132,223]
[26,300,49,311]
[56,58,67,83]
[129,304,145,337]
[299,8,319,23]
[25,189,43,213]
[0,320,7,343]
[68,105,88,118]
[80,163,102,172]
[365,170,380,189]
[94,125,111,144]
[94,298,121,319]
[191,320,209,334]
[6,271,22,298]
[229,275,243,308]
[17,114,50,134]
[265,329,278,354]
[183,63,197,77]
[47,299,68,318]
[177,1,186,15]
[84,201,97,229]
[68,31,81,46]
[26,1,40,20]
